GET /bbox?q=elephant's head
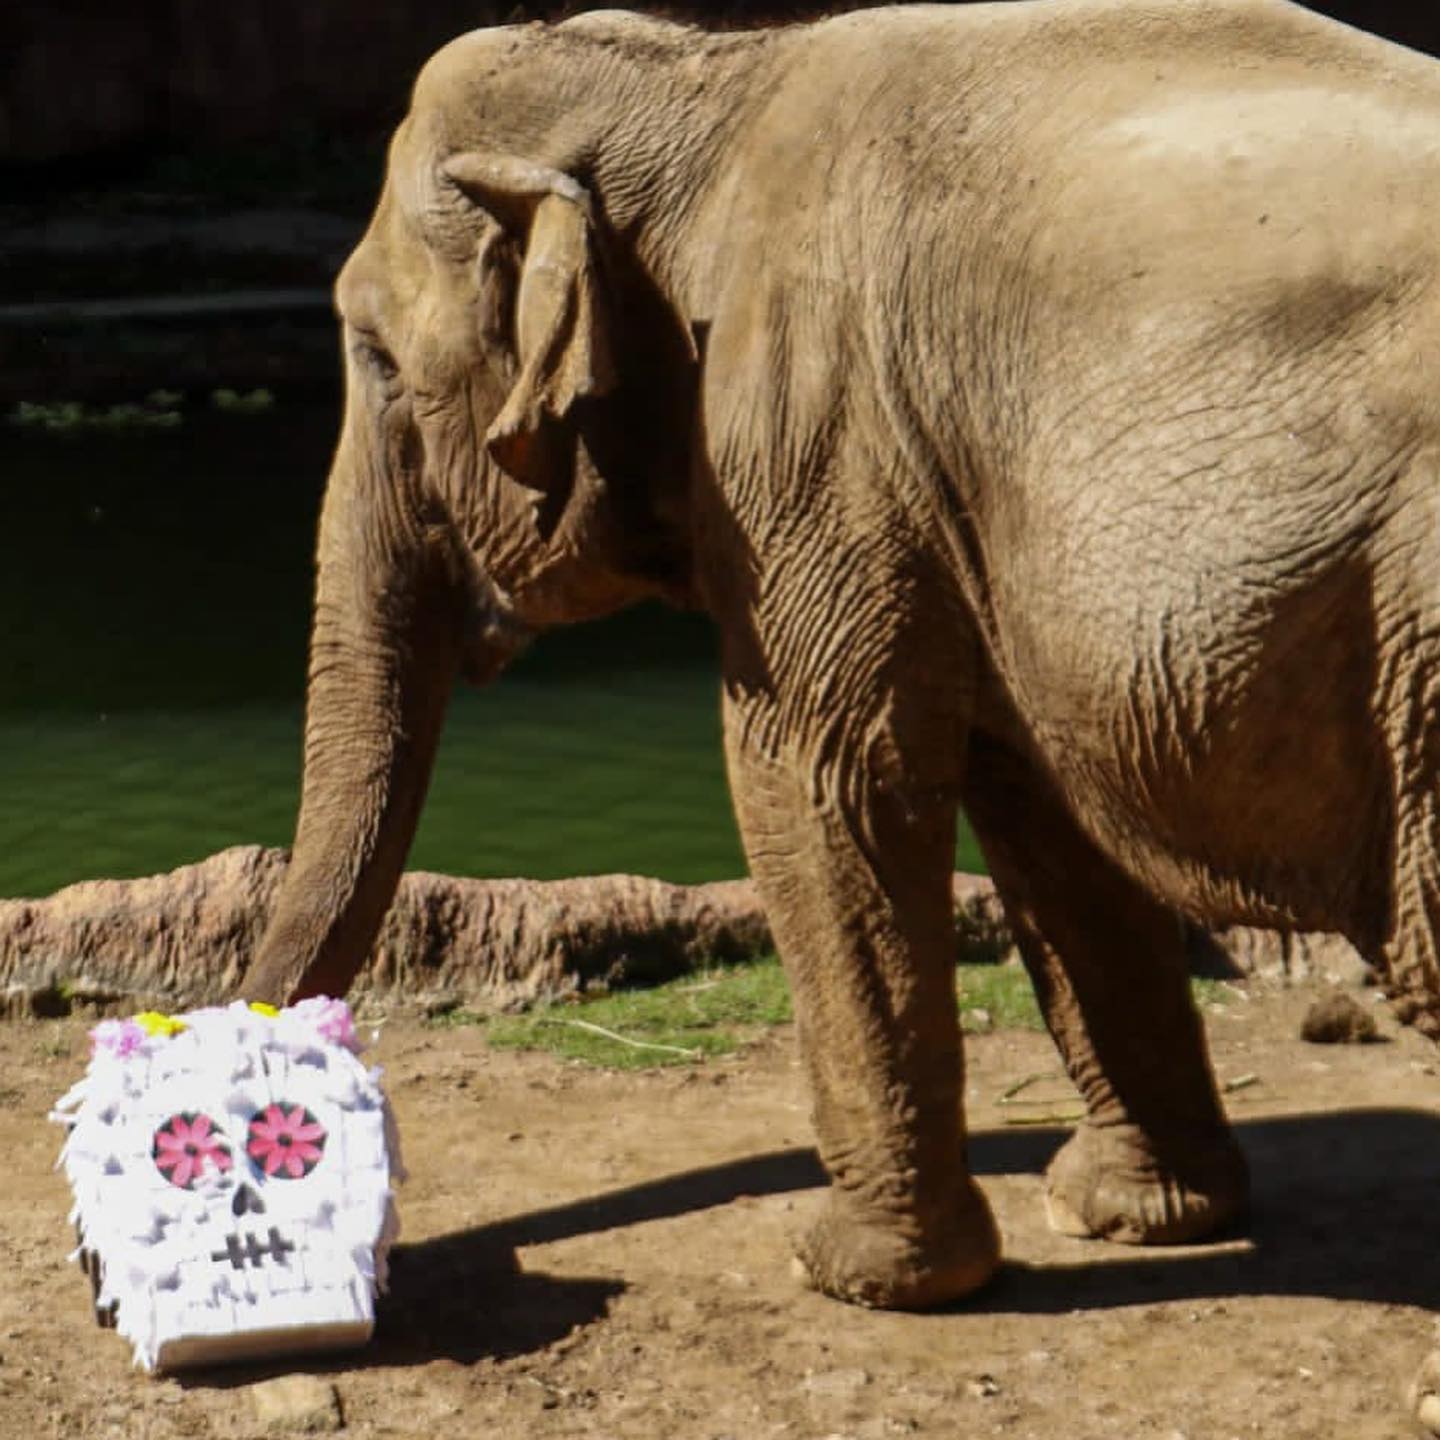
[242,16,735,1004]
[333,91,691,661]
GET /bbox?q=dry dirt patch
[4,983,1440,1439]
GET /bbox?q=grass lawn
[434,955,1233,1071]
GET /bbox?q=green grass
[1,407,991,897]
[9,393,184,433]
[480,958,795,1067]
[955,962,1052,1031]
[0,671,748,898]
[439,957,1231,1070]
[0,676,986,896]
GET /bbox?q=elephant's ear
[444,153,616,488]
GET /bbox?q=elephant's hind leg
[1376,635,1440,1038]
[962,734,1248,1245]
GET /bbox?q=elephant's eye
[152,1112,233,1190]
[351,331,399,383]
[246,1103,328,1180]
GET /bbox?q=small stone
[1300,990,1379,1045]
[248,1375,343,1434]
[966,1374,1000,1399]
[1323,951,1379,989]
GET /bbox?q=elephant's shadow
[972,1107,1440,1315]
[186,1106,1436,1380]
[362,1106,1440,1365]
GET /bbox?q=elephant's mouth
[462,579,533,685]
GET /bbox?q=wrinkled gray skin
[244,0,1440,1419]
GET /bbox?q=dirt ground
[5,981,1440,1439]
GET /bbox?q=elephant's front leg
[962,733,1249,1245]
[723,687,1000,1309]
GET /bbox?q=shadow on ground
[969,1107,1440,1316]
[375,1257,623,1366]
[212,1106,1435,1377]
[388,1108,1440,1353]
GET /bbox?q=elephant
[243,0,1440,1421]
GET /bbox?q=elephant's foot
[792,1183,1001,1309]
[1408,1348,1440,1435]
[1044,1121,1248,1245]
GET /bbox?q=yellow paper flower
[134,1011,187,1038]
[248,1002,280,1019]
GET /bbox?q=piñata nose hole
[231,1182,266,1217]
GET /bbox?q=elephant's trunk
[243,436,484,1006]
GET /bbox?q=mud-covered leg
[1374,641,1440,1429]
[723,688,1000,1309]
[962,733,1248,1244]
[1377,645,1440,1038]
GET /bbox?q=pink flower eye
[152,1112,233,1190]
[246,1103,327,1180]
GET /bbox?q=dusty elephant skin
[234,0,1440,1424]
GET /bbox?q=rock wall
[0,846,768,1017]
[0,846,1367,1020]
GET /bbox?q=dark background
[4,2,1439,170]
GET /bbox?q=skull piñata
[51,998,402,1371]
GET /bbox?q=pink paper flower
[88,1018,147,1059]
[152,1113,233,1189]
[291,996,360,1052]
[247,1103,327,1179]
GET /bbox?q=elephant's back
[750,0,1440,248]
[732,0,1440,433]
